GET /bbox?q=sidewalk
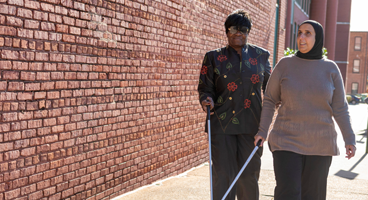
[114,105,368,200]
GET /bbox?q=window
[295,0,310,15]
[355,37,361,50]
[352,83,358,95]
[353,59,360,73]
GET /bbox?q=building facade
[346,32,368,94]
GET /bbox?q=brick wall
[0,0,280,199]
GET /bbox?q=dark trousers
[211,134,262,200]
[272,151,332,200]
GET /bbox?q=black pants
[272,151,332,200]
[211,134,262,200]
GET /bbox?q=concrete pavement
[113,104,368,200]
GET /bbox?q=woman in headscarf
[254,20,356,200]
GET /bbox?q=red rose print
[249,58,258,65]
[251,74,260,84]
[244,99,251,109]
[201,65,208,75]
[227,82,238,92]
[217,55,227,62]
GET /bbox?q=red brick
[47,91,60,99]
[29,190,43,199]
[1,50,19,59]
[63,54,75,63]
[49,32,62,41]
[21,147,35,156]
[18,111,33,120]
[0,60,12,69]
[25,0,40,9]
[0,25,16,36]
[8,82,24,91]
[63,16,75,25]
[49,13,63,23]
[24,20,39,29]
[0,142,13,152]
[34,92,46,99]
[76,19,87,28]
[34,31,49,40]
[6,16,23,27]
[2,112,18,122]
[17,8,33,19]
[17,92,33,101]
[69,27,81,35]
[62,34,75,43]
[8,0,23,6]
[26,102,38,111]
[13,61,28,70]
[12,177,28,188]
[74,1,85,10]
[0,92,17,101]
[21,183,36,195]
[44,186,56,196]
[3,71,19,80]
[40,2,54,12]
[55,5,68,15]
[28,120,42,129]
[17,28,33,38]
[0,81,7,90]
[56,24,68,33]
[4,150,20,159]
[36,72,50,81]
[5,188,20,199]
[29,173,43,184]
[25,83,40,91]
[33,11,48,21]
[40,22,55,31]
[37,127,50,136]
[19,51,34,61]
[29,63,43,71]
[20,71,36,81]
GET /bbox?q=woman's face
[297,23,316,53]
[227,27,248,49]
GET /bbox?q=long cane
[221,140,262,200]
[207,105,213,200]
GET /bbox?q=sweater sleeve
[256,60,283,139]
[331,66,356,146]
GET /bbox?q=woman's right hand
[201,97,214,114]
[254,135,265,147]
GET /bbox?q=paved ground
[114,104,368,200]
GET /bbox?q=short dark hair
[224,9,252,34]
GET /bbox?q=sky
[350,0,368,32]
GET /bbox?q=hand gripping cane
[221,140,262,200]
[207,105,213,200]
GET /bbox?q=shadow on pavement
[334,153,367,179]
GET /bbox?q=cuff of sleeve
[256,132,268,140]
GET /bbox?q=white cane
[221,140,262,200]
[207,105,213,200]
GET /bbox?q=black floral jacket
[198,44,271,135]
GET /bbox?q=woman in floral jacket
[198,9,271,200]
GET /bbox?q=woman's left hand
[345,145,356,159]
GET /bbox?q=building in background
[346,32,368,94]
[284,0,352,83]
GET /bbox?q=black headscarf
[295,20,324,60]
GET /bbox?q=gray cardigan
[257,55,356,156]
